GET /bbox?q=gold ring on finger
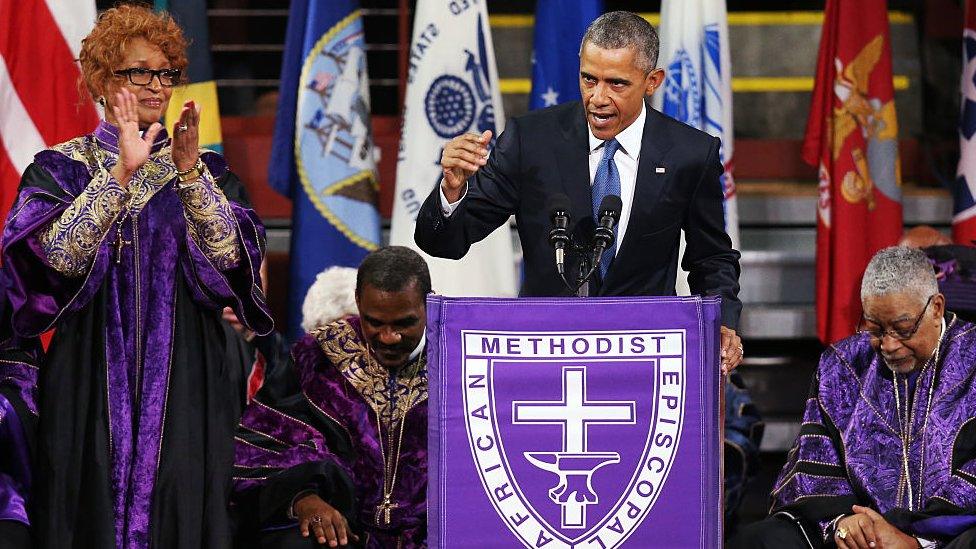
[310,515,323,524]
[836,527,848,539]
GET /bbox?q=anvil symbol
[512,366,635,529]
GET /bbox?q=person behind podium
[232,246,431,548]
[731,246,976,549]
[413,10,743,373]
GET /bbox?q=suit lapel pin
[655,167,666,174]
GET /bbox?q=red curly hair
[79,3,188,101]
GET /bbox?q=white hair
[860,246,938,306]
[301,266,359,332]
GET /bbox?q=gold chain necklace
[367,345,411,526]
[892,321,944,511]
[375,403,407,525]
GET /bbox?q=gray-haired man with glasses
[732,246,976,549]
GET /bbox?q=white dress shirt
[440,103,648,259]
[587,102,644,256]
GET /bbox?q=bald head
[899,226,951,249]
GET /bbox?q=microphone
[591,194,622,268]
[547,193,572,276]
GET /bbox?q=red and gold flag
[804,0,903,343]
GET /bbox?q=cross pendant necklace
[114,217,132,264]
[375,374,406,526]
[376,495,399,526]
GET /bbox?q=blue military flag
[270,0,381,340]
[529,0,604,110]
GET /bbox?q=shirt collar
[408,333,426,362]
[587,101,646,158]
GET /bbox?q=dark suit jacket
[414,100,742,328]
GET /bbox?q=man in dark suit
[414,10,743,372]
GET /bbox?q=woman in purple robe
[1,5,272,548]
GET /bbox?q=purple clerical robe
[0,311,40,542]
[233,317,427,548]
[771,314,976,546]
[1,121,273,549]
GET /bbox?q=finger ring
[177,123,188,133]
[836,527,848,539]
[310,515,323,524]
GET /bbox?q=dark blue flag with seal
[529,0,603,110]
[270,0,381,340]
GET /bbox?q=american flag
[0,1,99,229]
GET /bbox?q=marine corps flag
[804,0,903,343]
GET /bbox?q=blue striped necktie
[591,138,621,280]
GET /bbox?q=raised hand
[293,493,359,547]
[171,100,201,173]
[110,88,163,187]
[440,130,492,202]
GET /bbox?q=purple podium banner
[426,296,723,548]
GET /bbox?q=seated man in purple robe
[731,246,976,549]
[233,246,430,548]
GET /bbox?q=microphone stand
[573,242,591,297]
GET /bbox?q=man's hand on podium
[720,326,743,374]
[441,130,492,203]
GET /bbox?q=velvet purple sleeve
[234,336,353,493]
[2,155,117,337]
[176,166,241,270]
[770,365,858,541]
[180,152,273,336]
[234,398,337,493]
[0,393,31,525]
[0,352,39,416]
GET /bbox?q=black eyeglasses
[113,68,182,87]
[858,294,934,341]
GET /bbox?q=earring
[97,96,106,106]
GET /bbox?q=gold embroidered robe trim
[40,138,129,277]
[177,165,241,270]
[312,320,428,429]
[39,137,241,275]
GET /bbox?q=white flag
[390,0,517,297]
[653,0,738,294]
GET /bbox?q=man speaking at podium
[414,11,743,372]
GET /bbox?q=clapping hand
[171,99,200,173]
[110,88,163,187]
